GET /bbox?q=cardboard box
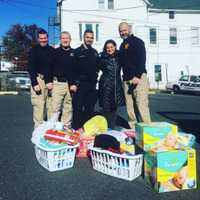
[136,122,178,151]
[144,149,197,193]
[76,136,95,158]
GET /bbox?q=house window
[169,28,177,44]
[169,11,175,19]
[149,28,157,44]
[108,0,114,9]
[79,24,83,41]
[85,24,93,31]
[98,0,105,9]
[180,71,184,76]
[79,23,100,42]
[96,24,99,41]
[155,65,162,82]
[191,27,199,45]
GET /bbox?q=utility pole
[57,0,64,32]
[48,0,64,46]
[0,39,2,71]
[165,63,168,83]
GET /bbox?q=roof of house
[148,0,200,10]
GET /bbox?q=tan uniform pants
[31,77,52,128]
[123,73,151,129]
[51,80,72,127]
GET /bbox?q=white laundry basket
[35,144,79,172]
[89,145,143,181]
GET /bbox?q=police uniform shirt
[53,46,77,85]
[28,44,55,87]
[119,34,147,81]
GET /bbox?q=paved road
[0,93,199,200]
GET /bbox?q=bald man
[119,22,151,129]
[51,32,77,129]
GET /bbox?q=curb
[0,91,19,95]
[149,91,156,95]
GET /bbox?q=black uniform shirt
[119,34,147,81]
[53,46,77,85]
[74,44,100,85]
[28,44,55,87]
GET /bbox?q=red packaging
[44,129,80,145]
[76,136,95,158]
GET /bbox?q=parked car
[166,75,200,94]
[8,71,31,90]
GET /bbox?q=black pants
[104,111,117,129]
[72,83,97,129]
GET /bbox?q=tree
[2,24,41,70]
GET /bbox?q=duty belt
[37,73,44,80]
[53,76,68,82]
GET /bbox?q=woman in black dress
[99,40,125,129]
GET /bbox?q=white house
[58,0,200,89]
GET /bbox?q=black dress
[99,51,125,113]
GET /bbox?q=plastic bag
[31,112,59,145]
[105,130,127,143]
[83,115,108,137]
[176,132,196,148]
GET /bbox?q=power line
[2,0,200,29]
[4,0,145,11]
[9,0,200,12]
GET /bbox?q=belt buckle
[38,74,44,80]
[53,77,58,82]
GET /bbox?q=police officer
[51,31,77,128]
[28,29,54,128]
[72,30,99,130]
[119,22,151,129]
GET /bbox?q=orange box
[76,136,95,158]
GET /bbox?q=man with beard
[118,22,151,129]
[72,30,99,130]
[28,29,54,128]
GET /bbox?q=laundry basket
[35,143,79,172]
[89,145,143,181]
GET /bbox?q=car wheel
[173,85,180,94]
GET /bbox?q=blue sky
[0,0,56,39]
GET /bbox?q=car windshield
[8,72,29,78]
[179,75,189,81]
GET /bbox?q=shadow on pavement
[158,111,200,143]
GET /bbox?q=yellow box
[135,122,178,151]
[144,148,197,193]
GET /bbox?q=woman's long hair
[103,39,117,54]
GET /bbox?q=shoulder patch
[124,43,129,49]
